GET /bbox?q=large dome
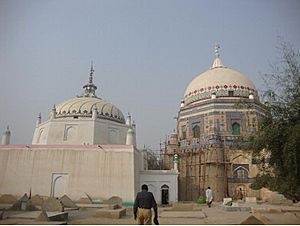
[183,48,258,106]
[55,96,125,124]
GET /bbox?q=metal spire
[89,61,94,84]
[82,61,98,97]
[215,43,220,58]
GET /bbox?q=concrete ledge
[221,206,251,212]
[0,204,12,210]
[48,212,68,221]
[94,207,126,219]
[251,207,282,214]
[170,203,200,211]
[160,211,206,219]
[0,219,66,225]
[7,211,68,221]
[76,203,108,209]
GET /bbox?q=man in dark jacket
[133,184,158,225]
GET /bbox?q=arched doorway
[161,184,169,205]
[232,122,240,135]
[51,173,69,198]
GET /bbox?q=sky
[0,0,300,150]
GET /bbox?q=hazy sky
[1,0,300,150]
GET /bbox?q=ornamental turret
[1,126,11,145]
[36,113,42,127]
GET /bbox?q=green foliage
[195,197,206,204]
[247,40,300,200]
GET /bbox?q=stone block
[59,195,77,208]
[42,198,64,212]
[108,204,119,210]
[245,197,257,204]
[240,215,267,224]
[0,194,17,204]
[48,212,68,221]
[223,198,232,205]
[103,196,122,208]
[94,207,126,219]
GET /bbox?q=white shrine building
[0,64,178,205]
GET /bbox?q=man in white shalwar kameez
[205,187,213,207]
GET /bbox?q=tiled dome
[183,46,258,106]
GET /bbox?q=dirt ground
[67,202,300,225]
[1,202,300,225]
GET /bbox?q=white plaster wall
[32,117,129,145]
[139,170,178,204]
[0,145,138,202]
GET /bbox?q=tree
[248,41,300,200]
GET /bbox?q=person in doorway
[134,184,159,225]
[238,188,243,200]
[205,186,213,208]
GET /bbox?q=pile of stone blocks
[0,194,17,205]
[9,194,39,211]
[31,194,47,207]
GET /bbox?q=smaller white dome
[55,96,125,124]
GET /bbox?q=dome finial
[82,62,98,97]
[215,43,220,58]
[89,61,94,84]
[211,43,224,69]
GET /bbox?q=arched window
[192,124,200,138]
[181,126,186,140]
[232,122,240,135]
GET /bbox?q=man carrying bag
[134,184,159,225]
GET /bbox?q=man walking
[134,184,158,225]
[205,186,213,208]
